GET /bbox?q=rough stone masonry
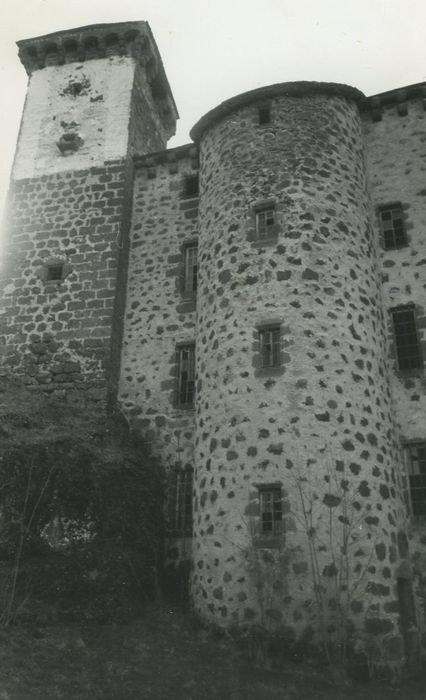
[0,21,425,673]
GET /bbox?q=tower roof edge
[190,81,364,142]
[16,20,179,122]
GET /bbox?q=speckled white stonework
[12,57,136,180]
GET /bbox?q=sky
[0,0,425,224]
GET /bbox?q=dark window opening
[259,487,283,534]
[259,326,281,368]
[57,132,82,154]
[184,244,198,293]
[168,469,193,536]
[183,174,199,199]
[176,344,195,406]
[258,105,271,125]
[391,306,423,371]
[46,264,64,281]
[379,204,407,249]
[406,442,426,516]
[255,207,275,239]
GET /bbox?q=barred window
[177,344,195,406]
[406,443,426,516]
[259,326,281,367]
[184,244,198,293]
[259,487,283,534]
[379,204,407,250]
[391,306,423,371]
[168,469,193,535]
[255,207,276,239]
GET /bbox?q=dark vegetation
[0,380,164,626]
[0,608,425,699]
[0,381,425,697]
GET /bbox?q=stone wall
[119,147,199,466]
[12,57,137,181]
[0,161,131,404]
[118,148,199,576]
[363,97,426,440]
[363,96,426,648]
[191,90,408,660]
[128,60,173,158]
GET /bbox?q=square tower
[0,22,178,406]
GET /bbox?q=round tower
[190,83,409,663]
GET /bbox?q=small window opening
[406,442,426,516]
[258,105,271,125]
[70,82,83,96]
[259,326,281,368]
[183,174,199,199]
[379,204,407,250]
[176,344,196,406]
[259,486,283,534]
[391,306,423,371]
[46,264,64,282]
[255,207,276,239]
[57,132,82,154]
[184,244,198,293]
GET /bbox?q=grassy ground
[0,607,425,699]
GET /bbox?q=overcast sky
[1,0,425,223]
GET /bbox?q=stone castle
[1,20,426,670]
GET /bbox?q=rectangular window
[391,306,423,371]
[259,326,281,367]
[406,443,426,516]
[184,244,198,293]
[379,204,407,250]
[258,105,271,125]
[168,469,193,535]
[47,264,64,281]
[255,207,276,239]
[183,174,199,199]
[177,344,195,406]
[259,487,283,534]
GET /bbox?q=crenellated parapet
[361,82,426,121]
[17,21,178,132]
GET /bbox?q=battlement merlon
[16,21,179,138]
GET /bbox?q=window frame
[176,343,196,407]
[258,485,283,535]
[378,203,407,250]
[168,468,193,536]
[37,258,71,284]
[390,305,423,372]
[247,199,279,245]
[183,243,198,295]
[255,206,276,240]
[258,325,281,368]
[405,442,426,517]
